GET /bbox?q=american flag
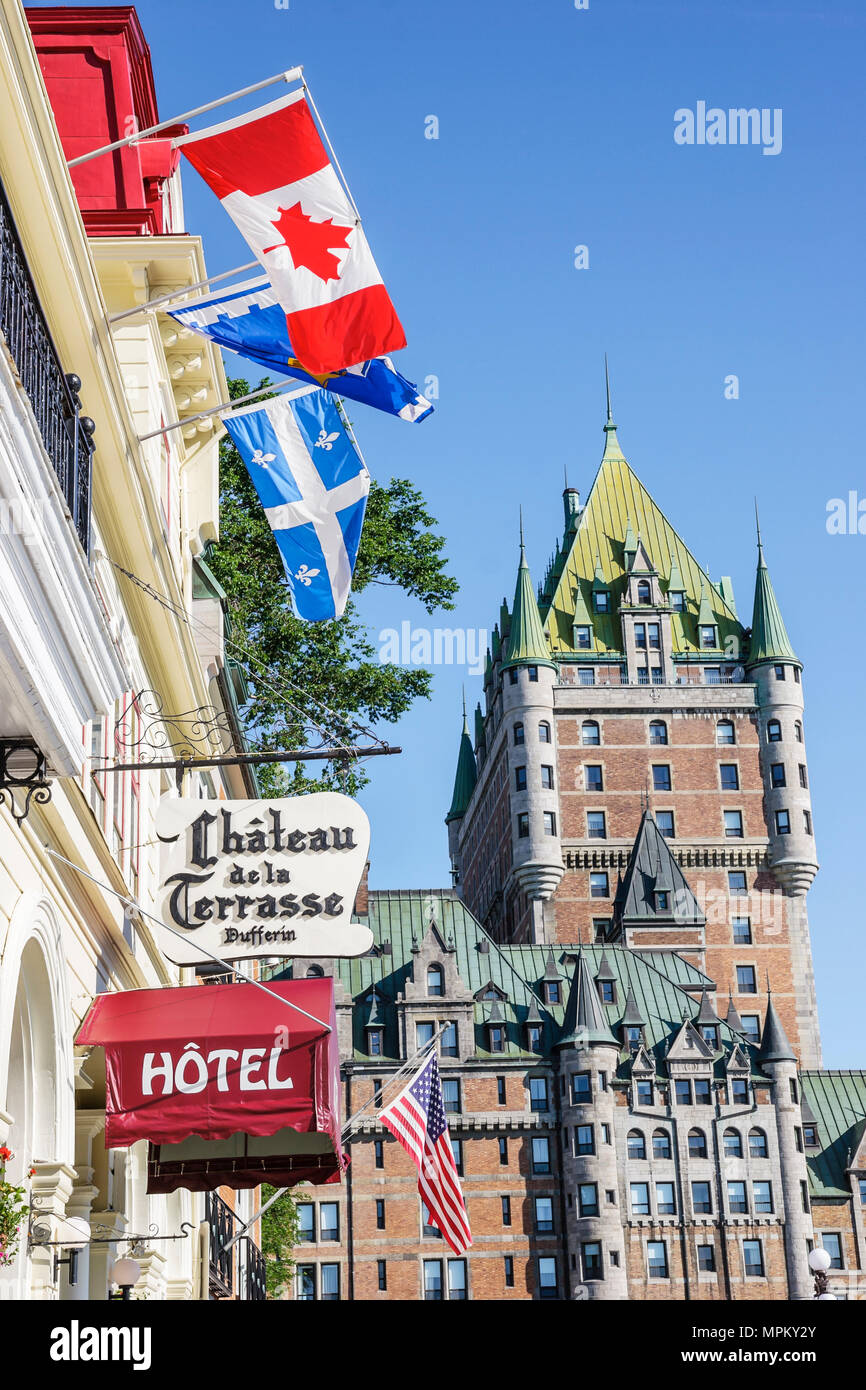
[378,1051,472,1255]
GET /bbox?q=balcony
[0,177,94,554]
[238,1236,267,1302]
[205,1191,266,1300]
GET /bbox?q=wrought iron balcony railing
[0,178,94,555]
[205,1190,235,1299]
[238,1235,267,1302]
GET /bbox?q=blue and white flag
[221,387,370,621]
[169,278,433,424]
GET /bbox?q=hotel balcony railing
[205,1191,236,1299]
[238,1235,268,1302]
[0,178,94,555]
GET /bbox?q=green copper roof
[623,516,638,557]
[557,950,618,1048]
[697,579,718,632]
[801,1071,866,1198]
[502,529,555,671]
[473,702,485,751]
[749,531,797,665]
[666,551,685,596]
[445,701,477,822]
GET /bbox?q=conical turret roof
[556,950,618,1048]
[620,986,646,1029]
[503,520,555,671]
[749,520,797,664]
[758,990,797,1064]
[445,698,477,823]
[725,991,745,1034]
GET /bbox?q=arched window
[627,1130,646,1160]
[427,964,444,997]
[688,1128,707,1159]
[749,1127,768,1158]
[652,1129,671,1160]
[649,720,668,746]
[305,964,324,978]
[513,722,524,746]
[538,720,551,744]
[581,720,600,747]
[716,719,735,746]
[637,580,651,604]
[723,1128,743,1158]
[794,720,803,743]
[767,719,782,743]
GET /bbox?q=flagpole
[107,263,262,324]
[137,379,316,443]
[302,79,362,226]
[68,68,303,167]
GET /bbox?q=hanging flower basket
[0,1146,30,1267]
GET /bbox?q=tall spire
[602,354,625,462]
[503,515,555,671]
[748,513,797,664]
[758,985,797,1064]
[445,697,477,822]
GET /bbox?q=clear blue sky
[114,0,865,1065]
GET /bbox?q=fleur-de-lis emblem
[315,429,339,450]
[251,449,276,466]
[294,564,321,586]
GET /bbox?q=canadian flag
[178,91,405,376]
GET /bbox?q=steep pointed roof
[595,950,617,983]
[502,523,555,671]
[364,988,386,1029]
[623,515,638,557]
[725,991,745,1033]
[542,949,562,982]
[615,811,706,928]
[749,524,797,665]
[666,551,685,595]
[620,986,646,1028]
[759,990,797,1064]
[556,950,618,1048]
[445,699,477,823]
[474,702,485,751]
[697,579,718,631]
[695,992,720,1027]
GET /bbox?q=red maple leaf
[263,202,353,282]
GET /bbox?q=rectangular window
[753,1181,773,1214]
[770,762,786,788]
[670,591,685,611]
[451,1139,463,1175]
[499,1137,508,1166]
[741,1016,760,1046]
[578,1183,599,1217]
[587,811,606,839]
[651,666,664,685]
[694,1079,712,1106]
[804,809,813,835]
[517,812,529,838]
[374,1140,384,1169]
[705,667,722,685]
[634,623,647,649]
[578,667,595,686]
[447,1260,467,1300]
[509,667,518,685]
[442,1078,460,1114]
[637,666,650,686]
[589,871,609,898]
[731,1077,750,1104]
[296,1265,315,1300]
[320,1202,339,1242]
[733,917,752,944]
[515,765,527,791]
[728,870,748,893]
[648,622,660,650]
[600,980,615,1003]
[675,1079,692,1106]
[775,809,791,835]
[794,666,801,683]
[504,1256,515,1288]
[774,664,786,680]
[320,1264,340,1301]
[538,1257,558,1299]
[422,1204,442,1238]
[859,1178,866,1205]
[647,1241,668,1278]
[630,1183,650,1217]
[416,1021,436,1049]
[720,763,740,790]
[575,1125,594,1156]
[700,624,717,649]
[500,1194,511,1227]
[743,1240,764,1278]
[799,1182,809,1213]
[692,1182,712,1215]
[656,1182,676,1215]
[724,810,744,838]
[375,1198,386,1230]
[576,625,591,649]
[543,811,557,836]
[571,1072,591,1104]
[585,764,604,791]
[736,965,757,994]
[821,1234,843,1269]
[528,666,538,683]
[440,1021,458,1058]
[636,1080,653,1106]
[541,764,554,789]
[656,810,675,838]
[652,765,672,791]
[697,1244,716,1273]
[727,1181,748,1215]
[298,1205,315,1242]
[423,1259,443,1300]
[655,890,670,911]
[582,1241,603,1281]
[377,1259,387,1291]
[530,1077,549,1112]
[535,1196,554,1234]
[803,1124,818,1148]
[601,1123,611,1144]
[532,1136,551,1173]
[497,1075,506,1106]
[798,764,808,788]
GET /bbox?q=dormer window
[427,964,444,997]
[625,1025,643,1052]
[699,624,717,649]
[575,625,591,649]
[543,980,561,1005]
[637,580,651,604]
[367,1027,384,1057]
[654,891,670,912]
[527,1022,542,1051]
[803,1124,819,1148]
[479,986,502,1001]
[669,591,685,612]
[701,1025,719,1049]
[598,980,616,1005]
[488,1024,506,1053]
[594,591,610,613]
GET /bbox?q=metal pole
[97,745,401,775]
[108,263,261,324]
[138,380,316,443]
[68,69,303,167]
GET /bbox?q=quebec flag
[169,278,433,424]
[221,387,370,621]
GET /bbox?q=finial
[604,353,613,424]
[766,969,772,996]
[462,685,467,722]
[564,463,569,490]
[755,498,765,562]
[519,506,525,555]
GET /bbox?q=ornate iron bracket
[0,739,52,826]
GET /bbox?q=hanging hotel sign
[156,792,372,965]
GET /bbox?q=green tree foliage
[260,1184,301,1299]
[208,378,458,795]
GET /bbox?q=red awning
[76,979,345,1187]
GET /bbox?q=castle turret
[758,989,815,1299]
[501,519,563,939]
[445,694,477,890]
[556,951,628,1300]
